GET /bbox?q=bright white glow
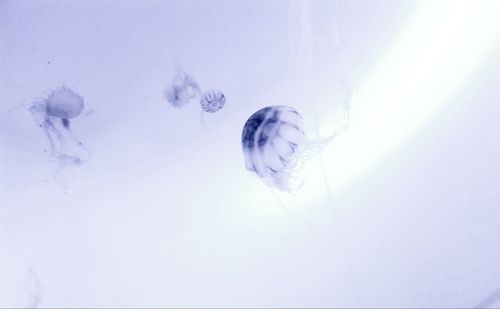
[318,0,500,194]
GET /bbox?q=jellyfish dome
[29,86,91,165]
[200,90,226,113]
[241,105,308,192]
[46,87,84,119]
[164,71,202,108]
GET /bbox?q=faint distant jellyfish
[26,267,43,309]
[29,87,91,164]
[164,71,202,107]
[200,90,226,113]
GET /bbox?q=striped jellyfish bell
[241,105,308,192]
[200,90,226,113]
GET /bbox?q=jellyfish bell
[242,105,313,193]
[200,90,226,113]
[28,87,91,165]
[46,87,84,119]
[164,71,202,108]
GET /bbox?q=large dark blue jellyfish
[241,105,309,192]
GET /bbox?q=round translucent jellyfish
[242,105,319,192]
[164,71,202,108]
[200,90,225,113]
[29,87,91,165]
[46,86,84,119]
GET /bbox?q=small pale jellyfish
[200,90,226,113]
[29,86,91,165]
[164,71,202,108]
[46,86,84,119]
[241,105,333,193]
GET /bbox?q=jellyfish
[241,105,341,192]
[164,71,202,108]
[241,105,311,192]
[29,86,91,164]
[200,90,226,113]
[46,86,84,119]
